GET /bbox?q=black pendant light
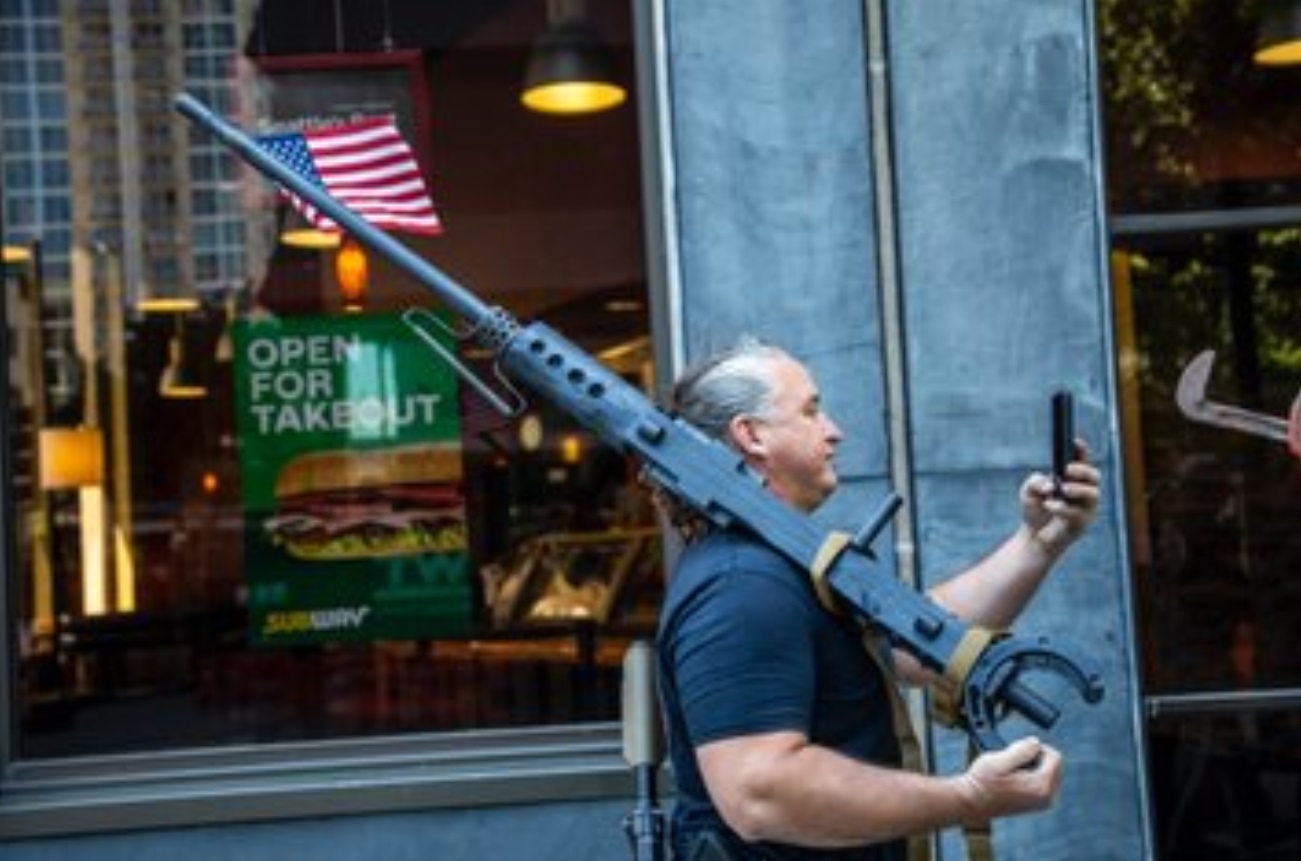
[1256,1,1301,66]
[521,0,626,116]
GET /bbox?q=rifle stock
[175,93,1103,751]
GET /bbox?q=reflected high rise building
[1,0,253,323]
[1,0,256,625]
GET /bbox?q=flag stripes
[257,117,443,237]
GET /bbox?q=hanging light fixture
[4,243,33,266]
[334,236,369,313]
[1255,1,1301,65]
[136,290,202,314]
[159,314,207,399]
[279,204,343,250]
[521,0,627,116]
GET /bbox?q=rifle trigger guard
[402,307,527,419]
[959,635,1105,752]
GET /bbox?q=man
[656,338,1101,861]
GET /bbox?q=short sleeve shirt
[656,527,905,861]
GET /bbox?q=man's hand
[1020,442,1101,555]
[954,737,1063,824]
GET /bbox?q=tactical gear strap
[808,530,854,615]
[860,633,929,861]
[806,532,995,861]
[930,625,999,726]
[929,627,1000,861]
[808,532,927,861]
[965,824,994,861]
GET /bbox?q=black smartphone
[1051,390,1075,497]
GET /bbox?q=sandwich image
[263,442,466,561]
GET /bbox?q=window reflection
[1102,1,1301,856]
[1149,710,1299,859]
[4,0,656,758]
[1116,230,1301,696]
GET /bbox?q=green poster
[233,312,472,645]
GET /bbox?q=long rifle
[175,93,1103,751]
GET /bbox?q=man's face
[732,355,844,512]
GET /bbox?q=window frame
[0,0,678,839]
[0,725,627,839]
[1110,201,1301,717]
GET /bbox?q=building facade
[2,2,1296,860]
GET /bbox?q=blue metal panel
[666,0,1147,858]
[888,1,1146,858]
[666,0,888,488]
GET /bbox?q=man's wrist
[946,772,991,827]
[1018,522,1069,566]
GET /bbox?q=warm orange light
[521,80,626,116]
[335,237,369,313]
[560,433,583,464]
[136,295,202,314]
[201,470,219,494]
[159,326,207,399]
[4,244,33,265]
[1256,4,1301,66]
[281,226,342,250]
[39,427,105,489]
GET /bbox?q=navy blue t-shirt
[657,527,905,861]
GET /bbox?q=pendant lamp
[1256,1,1301,65]
[521,0,626,116]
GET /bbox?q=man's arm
[887,449,1100,687]
[696,731,1060,847]
[930,451,1100,628]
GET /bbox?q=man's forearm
[700,734,981,847]
[927,525,1060,630]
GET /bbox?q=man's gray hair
[648,337,792,540]
[671,336,791,443]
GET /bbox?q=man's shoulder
[663,528,814,622]
[682,527,793,569]
[671,529,801,593]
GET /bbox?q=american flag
[256,117,443,236]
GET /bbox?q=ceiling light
[137,296,202,314]
[159,315,207,399]
[1255,1,1301,65]
[4,244,33,266]
[278,204,343,249]
[521,0,626,116]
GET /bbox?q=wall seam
[863,0,933,792]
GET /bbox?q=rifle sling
[807,530,994,861]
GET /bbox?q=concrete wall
[668,0,1147,859]
[886,2,1145,857]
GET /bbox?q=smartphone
[1051,390,1075,497]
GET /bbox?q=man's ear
[728,414,765,457]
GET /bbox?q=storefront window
[1101,1,1300,857]
[3,0,658,760]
